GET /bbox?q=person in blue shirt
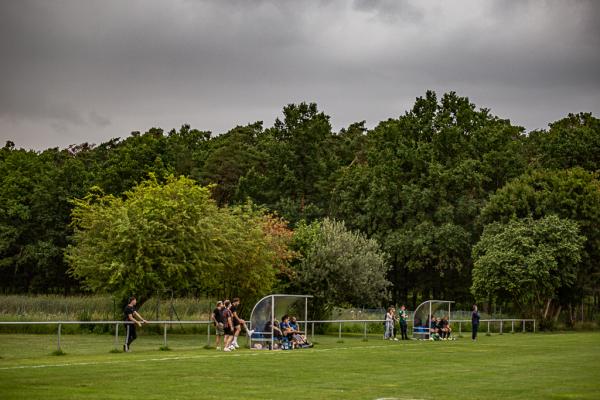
[289,316,312,348]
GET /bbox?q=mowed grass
[0,332,599,399]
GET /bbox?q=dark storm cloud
[0,0,598,149]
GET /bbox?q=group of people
[122,296,483,352]
[384,305,409,340]
[427,316,453,340]
[211,298,254,352]
[270,314,312,349]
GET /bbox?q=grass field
[1,332,599,399]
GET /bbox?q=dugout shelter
[249,294,311,350]
[412,300,454,340]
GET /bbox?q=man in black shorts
[123,296,147,352]
[222,300,235,352]
[230,297,254,349]
[211,301,225,350]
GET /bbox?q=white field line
[0,344,402,371]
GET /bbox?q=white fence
[0,318,536,353]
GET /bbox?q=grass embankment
[0,332,598,399]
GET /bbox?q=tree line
[1,91,598,323]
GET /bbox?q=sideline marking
[0,343,398,371]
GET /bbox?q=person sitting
[289,316,312,348]
[279,315,297,349]
[437,317,446,339]
[429,317,441,340]
[442,316,452,340]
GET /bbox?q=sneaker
[228,345,235,351]
[393,338,399,341]
[216,346,221,351]
[234,342,240,349]
[223,347,231,352]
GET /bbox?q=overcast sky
[1,0,598,150]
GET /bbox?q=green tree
[527,113,600,172]
[0,144,90,293]
[480,167,600,318]
[331,91,526,306]
[66,176,289,304]
[472,215,585,321]
[291,218,390,316]
[238,103,334,223]
[200,123,264,205]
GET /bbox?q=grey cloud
[353,0,424,22]
[89,112,111,128]
[0,0,598,150]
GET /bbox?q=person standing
[398,305,409,340]
[222,300,235,352]
[123,296,147,352]
[471,304,480,341]
[211,301,225,350]
[384,307,394,340]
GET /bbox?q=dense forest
[1,91,599,322]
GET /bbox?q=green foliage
[331,91,526,305]
[527,113,600,172]
[1,92,599,322]
[292,219,390,313]
[237,103,335,223]
[472,215,585,318]
[200,123,264,205]
[480,168,600,312]
[0,146,89,293]
[66,176,289,304]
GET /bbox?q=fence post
[338,322,342,340]
[207,323,211,347]
[522,320,525,333]
[163,324,168,348]
[363,322,367,340]
[311,322,314,342]
[500,320,503,334]
[533,320,536,333]
[57,323,62,352]
[487,321,490,334]
[114,323,119,350]
[511,320,514,333]
[459,321,462,336]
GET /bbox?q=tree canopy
[472,215,585,321]
[1,91,599,321]
[66,176,292,305]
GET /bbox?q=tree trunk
[543,298,552,320]
[553,305,562,322]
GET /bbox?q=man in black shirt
[211,301,225,350]
[472,304,481,341]
[230,297,254,349]
[222,300,235,352]
[123,296,147,352]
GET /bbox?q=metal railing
[450,319,536,336]
[0,318,536,353]
[305,318,536,341]
[0,320,213,352]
